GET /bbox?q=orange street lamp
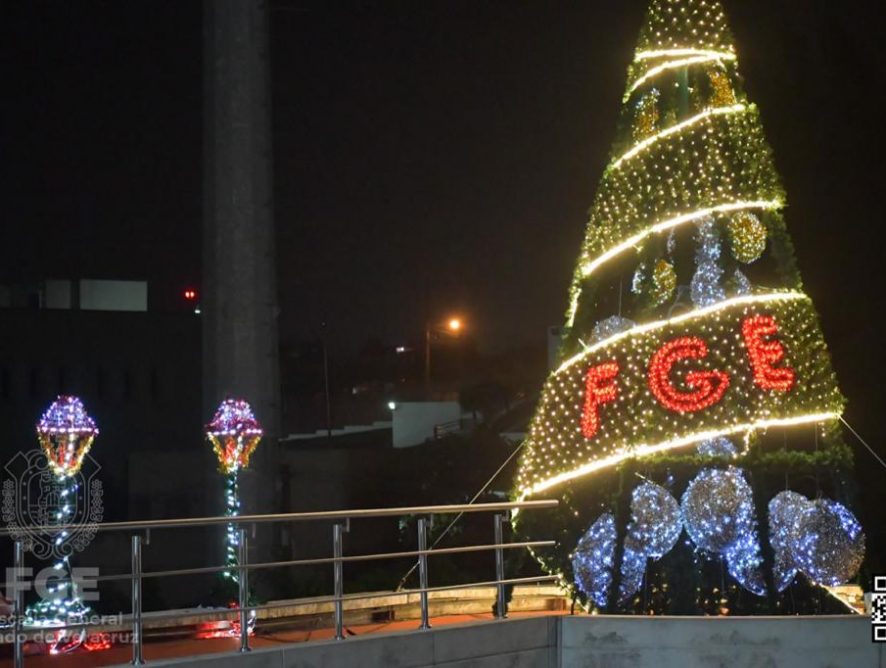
[425,315,464,389]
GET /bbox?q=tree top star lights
[513,0,863,614]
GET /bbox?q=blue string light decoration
[793,499,865,587]
[733,268,752,296]
[724,525,766,596]
[572,513,617,608]
[696,436,738,459]
[768,491,811,592]
[618,540,647,605]
[590,316,637,344]
[681,467,765,595]
[618,481,682,603]
[682,467,750,553]
[690,216,726,307]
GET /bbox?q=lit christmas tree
[514,0,864,614]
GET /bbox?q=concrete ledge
[561,615,881,668]
[141,617,558,668]
[125,614,881,668]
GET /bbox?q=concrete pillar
[203,0,281,532]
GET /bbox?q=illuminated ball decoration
[651,259,677,305]
[205,399,264,474]
[36,396,99,477]
[696,436,738,459]
[681,467,753,554]
[591,316,636,344]
[618,481,682,603]
[572,513,617,608]
[626,482,682,558]
[724,524,766,596]
[793,499,865,587]
[768,491,811,592]
[618,541,646,605]
[728,212,767,264]
[510,0,862,617]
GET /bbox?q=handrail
[1,499,559,666]
[0,499,558,536]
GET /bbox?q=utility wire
[395,437,527,591]
[840,416,886,471]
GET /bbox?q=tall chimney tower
[203,0,280,529]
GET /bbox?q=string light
[648,336,730,413]
[627,481,683,558]
[768,491,810,592]
[590,316,636,344]
[572,513,617,608]
[628,54,727,97]
[793,499,865,587]
[651,259,677,305]
[708,68,737,107]
[733,269,751,296]
[559,291,806,375]
[742,315,796,391]
[516,0,861,615]
[581,362,620,439]
[37,396,98,477]
[611,104,747,170]
[696,436,737,458]
[635,49,736,61]
[205,399,264,583]
[578,200,782,281]
[633,89,661,141]
[518,411,839,500]
[689,217,726,307]
[28,397,100,651]
[728,211,767,263]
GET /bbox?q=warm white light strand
[611,104,747,170]
[557,291,808,374]
[627,55,726,97]
[519,411,840,499]
[579,199,782,279]
[635,48,736,62]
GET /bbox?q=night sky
[4,2,886,496]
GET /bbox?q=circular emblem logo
[2,450,103,560]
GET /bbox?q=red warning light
[184,289,197,301]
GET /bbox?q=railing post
[494,512,508,619]
[237,528,250,653]
[417,517,430,629]
[13,540,24,668]
[333,520,349,640]
[131,535,145,665]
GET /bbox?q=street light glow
[448,318,462,332]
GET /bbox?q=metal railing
[1,499,558,666]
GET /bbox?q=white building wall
[392,401,462,448]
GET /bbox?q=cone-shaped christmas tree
[514,0,864,615]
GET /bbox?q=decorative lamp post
[31,395,99,650]
[205,399,263,582]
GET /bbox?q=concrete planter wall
[144,614,881,668]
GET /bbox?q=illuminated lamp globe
[36,396,99,477]
[205,399,264,475]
